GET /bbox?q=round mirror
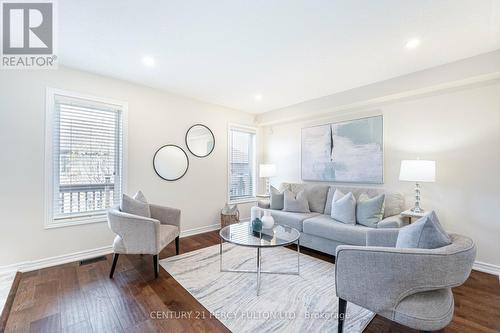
[185,124,215,158]
[153,145,189,181]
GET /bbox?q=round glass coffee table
[219,222,301,295]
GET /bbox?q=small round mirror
[153,145,189,181]
[185,124,215,158]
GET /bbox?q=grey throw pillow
[396,211,451,249]
[283,190,310,213]
[270,186,284,210]
[330,190,356,224]
[120,192,151,218]
[133,190,148,203]
[356,193,385,228]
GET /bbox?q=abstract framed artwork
[301,115,383,183]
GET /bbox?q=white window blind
[49,93,123,225]
[229,125,256,202]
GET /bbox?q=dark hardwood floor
[4,230,500,333]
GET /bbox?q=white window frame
[227,123,257,204]
[44,88,128,229]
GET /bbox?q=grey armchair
[335,229,476,333]
[107,203,181,279]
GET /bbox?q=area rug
[160,244,374,333]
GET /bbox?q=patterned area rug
[160,244,374,333]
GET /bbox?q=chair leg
[153,254,159,278]
[109,253,119,279]
[175,236,180,255]
[338,297,347,333]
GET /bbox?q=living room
[0,1,499,332]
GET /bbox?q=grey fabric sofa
[251,182,406,255]
[336,229,476,332]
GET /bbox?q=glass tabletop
[219,222,300,248]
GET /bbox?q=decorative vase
[261,211,275,229]
[250,207,262,222]
[252,218,263,232]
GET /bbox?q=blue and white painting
[301,115,383,183]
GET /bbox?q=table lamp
[399,160,436,213]
[259,164,276,195]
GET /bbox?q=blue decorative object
[252,218,263,232]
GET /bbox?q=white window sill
[45,213,108,229]
[229,198,258,205]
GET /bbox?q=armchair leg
[109,253,119,279]
[338,298,347,333]
[153,254,159,278]
[175,236,180,255]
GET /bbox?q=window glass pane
[229,127,255,201]
[52,97,123,220]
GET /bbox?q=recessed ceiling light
[142,56,155,67]
[405,38,420,49]
[254,94,263,101]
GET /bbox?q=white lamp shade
[399,160,436,182]
[259,164,276,178]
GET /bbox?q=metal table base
[219,238,300,296]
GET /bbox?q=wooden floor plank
[4,230,500,333]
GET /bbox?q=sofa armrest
[366,229,399,247]
[377,215,406,228]
[335,240,476,313]
[149,204,181,227]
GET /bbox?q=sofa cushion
[266,210,320,232]
[303,215,370,245]
[356,193,385,228]
[284,190,310,213]
[323,185,404,218]
[330,190,356,224]
[396,211,451,249]
[304,184,330,213]
[280,183,329,213]
[270,186,284,210]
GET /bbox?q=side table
[400,209,427,224]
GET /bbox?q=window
[45,89,126,228]
[228,124,256,202]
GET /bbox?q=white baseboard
[180,223,221,238]
[0,221,251,275]
[0,245,113,275]
[473,261,500,280]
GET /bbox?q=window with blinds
[228,125,256,202]
[46,90,124,227]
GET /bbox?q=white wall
[0,67,256,267]
[261,80,500,268]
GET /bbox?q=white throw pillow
[133,190,148,203]
[330,190,356,224]
[120,191,151,218]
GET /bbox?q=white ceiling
[59,0,500,113]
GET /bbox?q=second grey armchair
[107,203,181,279]
[335,229,476,333]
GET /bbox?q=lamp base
[410,206,424,213]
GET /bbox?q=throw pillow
[133,190,148,203]
[120,193,151,218]
[270,186,284,210]
[356,193,385,228]
[396,211,452,249]
[330,190,356,224]
[283,190,310,213]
